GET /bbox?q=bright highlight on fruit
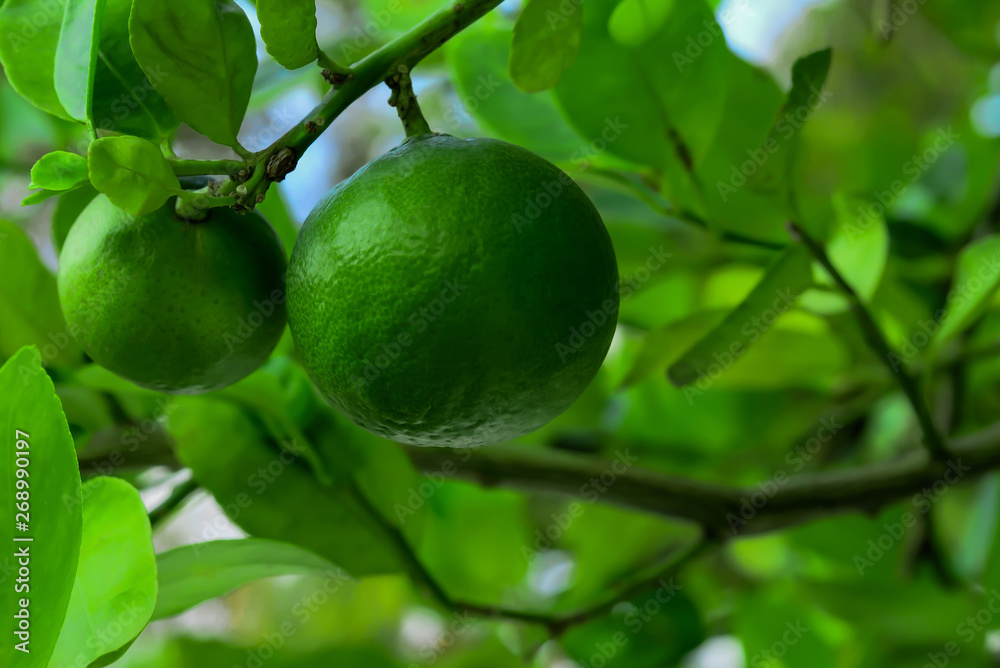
[58,195,288,394]
[287,134,619,448]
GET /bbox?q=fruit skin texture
[287,134,619,447]
[58,195,288,394]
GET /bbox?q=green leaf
[621,311,724,387]
[129,0,258,148]
[153,539,341,620]
[0,222,78,363]
[667,245,814,386]
[170,396,404,576]
[87,136,180,215]
[52,183,99,253]
[20,188,67,206]
[91,0,179,139]
[0,347,82,667]
[510,0,583,93]
[258,0,319,70]
[552,0,728,169]
[448,25,584,163]
[54,0,106,122]
[608,0,675,47]
[0,0,73,120]
[28,150,88,190]
[48,477,157,668]
[931,235,1000,350]
[750,49,833,200]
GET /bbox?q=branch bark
[403,426,997,537]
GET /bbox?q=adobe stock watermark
[848,126,960,241]
[191,439,310,551]
[876,0,929,38]
[230,567,353,668]
[673,0,754,73]
[350,278,467,390]
[716,87,834,202]
[681,287,798,404]
[4,0,63,53]
[61,594,152,668]
[556,245,673,363]
[853,459,970,575]
[16,249,145,383]
[337,0,405,64]
[747,620,810,668]
[575,578,683,668]
[223,289,287,353]
[922,589,1000,668]
[511,116,629,233]
[521,449,638,561]
[95,65,169,133]
[726,416,843,533]
[393,410,510,525]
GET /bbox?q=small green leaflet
[154,539,344,620]
[750,48,832,199]
[258,0,320,70]
[668,245,814,386]
[0,0,73,120]
[510,0,583,93]
[87,136,180,215]
[48,477,157,668]
[931,235,1000,350]
[54,0,106,124]
[130,0,257,148]
[0,347,82,667]
[28,151,89,191]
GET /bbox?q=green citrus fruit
[287,134,619,447]
[58,195,288,394]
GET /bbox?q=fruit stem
[174,188,237,221]
[386,65,433,138]
[185,0,502,208]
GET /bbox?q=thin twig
[787,221,952,462]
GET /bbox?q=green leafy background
[1,0,1000,666]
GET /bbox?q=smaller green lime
[58,195,288,394]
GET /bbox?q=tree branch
[403,425,998,536]
[229,0,502,207]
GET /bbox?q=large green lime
[287,135,619,447]
[58,195,288,394]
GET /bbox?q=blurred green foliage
[2,0,1000,665]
